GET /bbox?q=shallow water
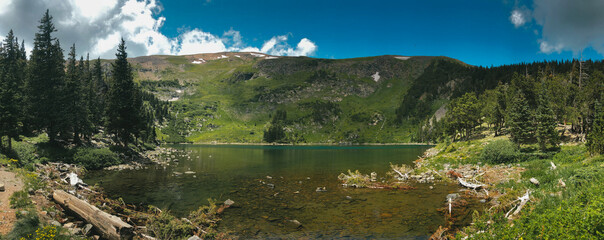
[85,145,461,239]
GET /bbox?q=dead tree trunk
[53,190,134,240]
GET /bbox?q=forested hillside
[130,50,603,145]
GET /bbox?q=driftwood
[392,168,408,179]
[550,161,557,170]
[505,190,531,219]
[458,178,483,189]
[53,190,134,240]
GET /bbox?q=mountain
[127,52,592,144]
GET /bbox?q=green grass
[428,140,604,239]
[136,55,438,143]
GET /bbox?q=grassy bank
[419,136,603,239]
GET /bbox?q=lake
[85,145,460,239]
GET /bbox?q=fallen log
[53,190,134,240]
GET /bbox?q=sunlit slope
[129,52,467,143]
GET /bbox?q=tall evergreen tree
[587,100,604,154]
[91,57,107,126]
[444,93,481,140]
[25,10,65,142]
[82,54,94,140]
[105,39,141,146]
[263,110,287,143]
[77,55,92,141]
[0,30,25,151]
[63,44,80,142]
[508,90,535,145]
[482,83,507,136]
[536,87,559,150]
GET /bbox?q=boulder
[286,219,302,229]
[0,182,5,191]
[83,224,94,236]
[446,193,459,201]
[529,178,540,186]
[224,199,235,206]
[187,236,202,240]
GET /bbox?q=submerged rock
[286,219,303,229]
[446,193,459,201]
[224,199,235,206]
[316,187,327,192]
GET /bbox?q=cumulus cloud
[509,9,528,28]
[0,0,317,58]
[511,0,604,55]
[260,35,317,56]
[176,29,226,55]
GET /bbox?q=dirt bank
[0,168,24,235]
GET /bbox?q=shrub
[480,139,519,164]
[12,141,37,166]
[73,148,121,170]
[338,169,371,188]
[4,211,40,240]
[9,190,32,209]
[146,211,195,239]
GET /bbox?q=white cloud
[92,31,121,56]
[294,38,318,56]
[70,0,118,22]
[176,29,226,55]
[510,9,527,27]
[0,0,12,15]
[259,35,317,56]
[539,40,563,53]
[0,0,318,58]
[511,0,604,55]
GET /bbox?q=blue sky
[157,0,604,66]
[0,0,603,66]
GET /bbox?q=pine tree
[82,54,95,140]
[77,55,92,141]
[536,87,559,150]
[508,90,535,145]
[263,110,287,143]
[0,30,25,151]
[63,44,80,142]
[105,39,141,146]
[25,10,65,142]
[91,58,107,126]
[444,93,481,140]
[587,100,604,155]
